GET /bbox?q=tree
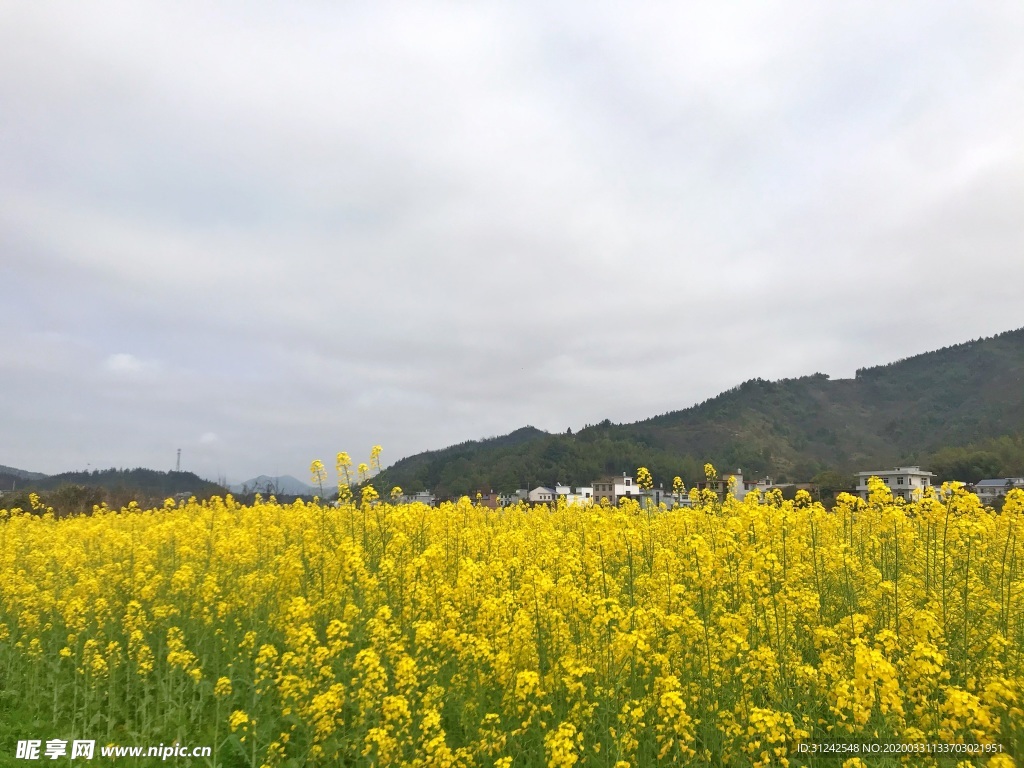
[929,448,1003,484]
[50,484,104,516]
[811,470,854,505]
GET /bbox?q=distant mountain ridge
[0,463,318,500]
[0,464,48,493]
[230,475,316,496]
[372,327,1024,497]
[0,464,48,481]
[32,468,225,496]
[0,468,227,515]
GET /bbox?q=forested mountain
[371,328,1024,497]
[30,468,225,496]
[0,464,48,491]
[1,468,228,515]
[0,464,47,480]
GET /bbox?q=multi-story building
[742,476,773,497]
[591,474,638,505]
[974,478,1023,505]
[528,486,556,503]
[693,470,770,501]
[640,487,677,509]
[555,484,594,505]
[854,466,934,501]
[475,490,501,508]
[401,490,436,506]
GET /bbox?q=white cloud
[102,353,158,377]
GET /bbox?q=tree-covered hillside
[371,327,1024,496]
[31,468,226,496]
[0,469,228,516]
[0,464,48,492]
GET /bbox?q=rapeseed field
[1,460,1021,767]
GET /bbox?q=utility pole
[176,449,181,473]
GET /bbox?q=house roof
[856,468,934,477]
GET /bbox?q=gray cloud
[2,1,1023,481]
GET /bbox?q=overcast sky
[2,1,1023,483]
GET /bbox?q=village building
[974,477,1024,505]
[591,474,639,505]
[528,486,555,503]
[474,490,501,508]
[555,484,594,505]
[854,466,934,502]
[400,490,436,506]
[694,470,772,501]
[641,487,678,509]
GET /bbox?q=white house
[742,476,773,497]
[641,487,677,509]
[528,486,556,503]
[555,484,593,505]
[974,478,1024,504]
[694,470,770,501]
[855,467,934,501]
[401,490,436,506]
[591,474,639,505]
